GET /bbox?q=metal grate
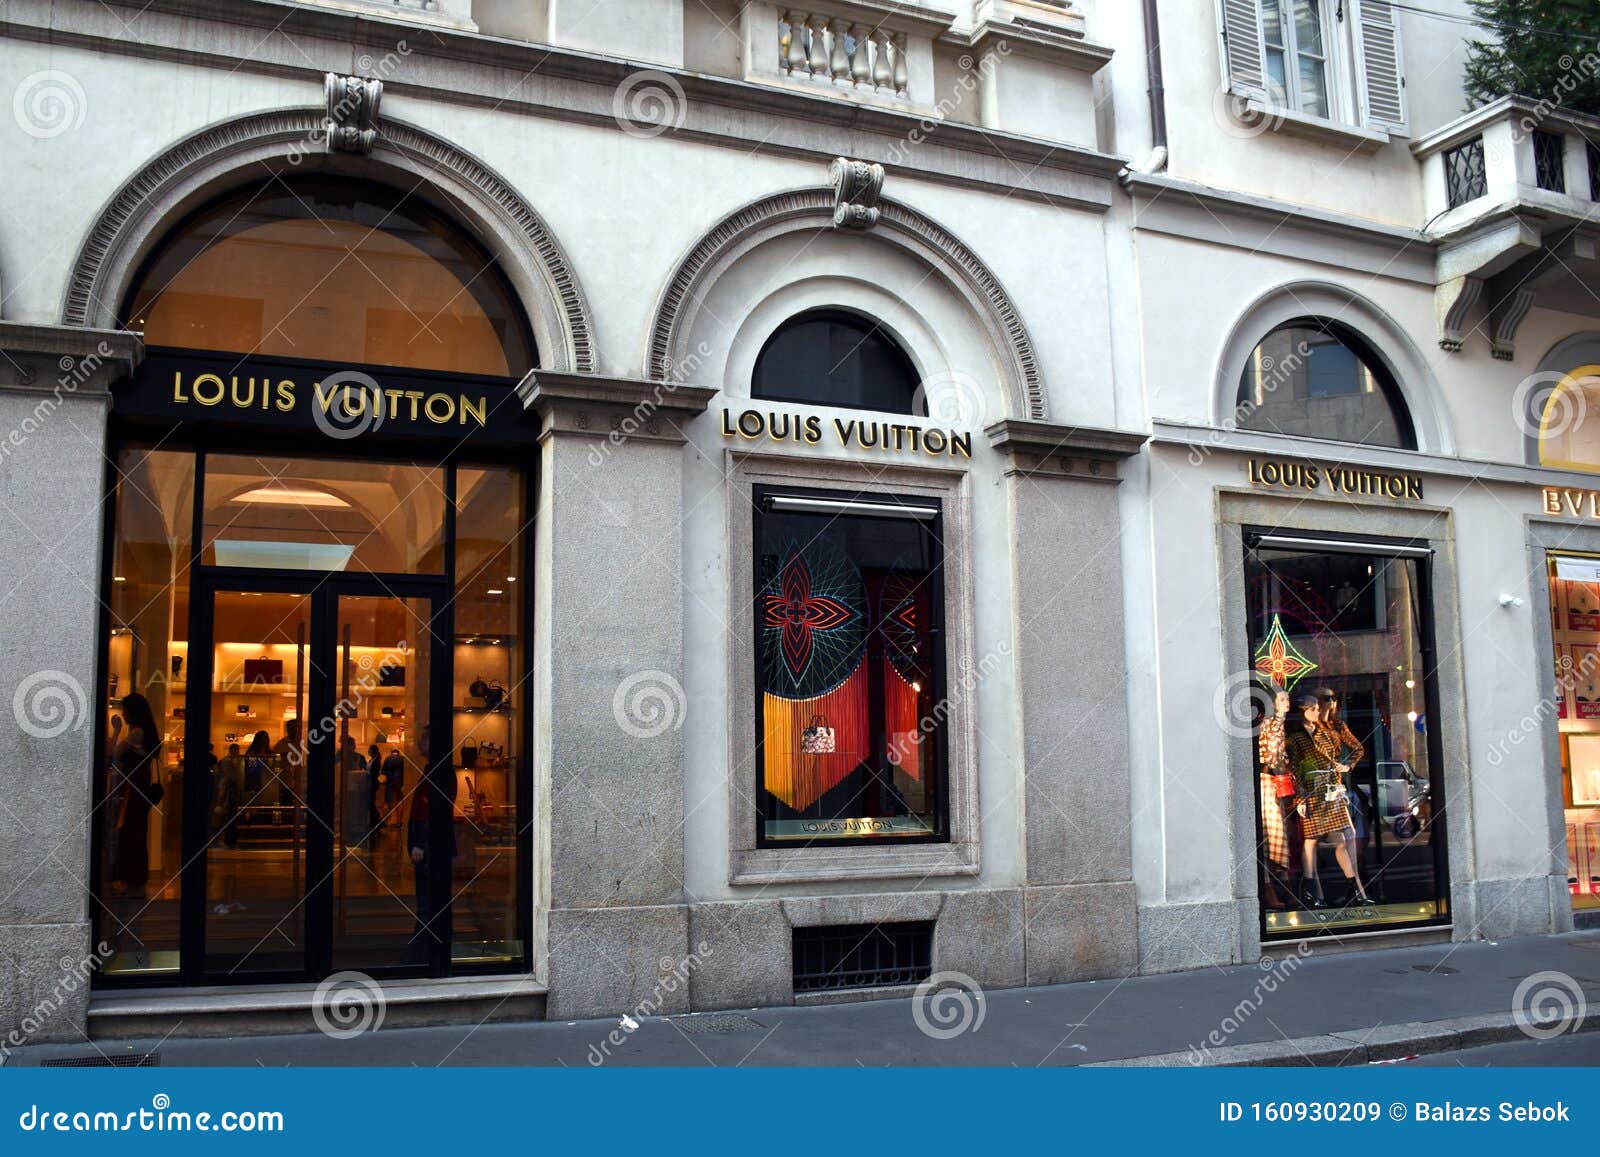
[792,921,933,993]
[41,1053,159,1067]
[668,1013,767,1035]
[1534,130,1567,193]
[1443,136,1486,208]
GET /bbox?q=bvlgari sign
[1247,456,1424,501]
[117,349,537,446]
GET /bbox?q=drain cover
[41,1053,159,1068]
[668,1013,766,1035]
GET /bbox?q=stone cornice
[517,370,716,445]
[985,418,1146,482]
[2,0,1124,208]
[0,323,142,396]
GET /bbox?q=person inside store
[271,719,302,804]
[1256,684,1300,909]
[366,742,384,837]
[339,734,374,848]
[1286,692,1372,909]
[407,725,455,961]
[243,730,271,801]
[381,744,405,816]
[107,692,163,898]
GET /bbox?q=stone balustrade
[778,10,910,98]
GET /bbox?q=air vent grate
[40,1053,160,1068]
[792,921,933,993]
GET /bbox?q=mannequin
[1256,686,1298,908]
[1285,693,1371,908]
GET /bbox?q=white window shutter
[1217,0,1268,98]
[1353,0,1408,135]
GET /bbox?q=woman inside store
[108,692,163,897]
[1286,692,1372,909]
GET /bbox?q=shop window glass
[1534,365,1600,472]
[1245,537,1445,937]
[101,448,194,976]
[754,488,945,844]
[1236,321,1416,449]
[123,177,534,376]
[751,310,922,414]
[200,453,446,574]
[1544,554,1600,912]
[451,467,525,963]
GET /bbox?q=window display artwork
[755,489,943,844]
[1549,555,1600,911]
[1246,537,1447,936]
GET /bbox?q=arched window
[1533,365,1600,472]
[751,309,922,414]
[123,176,535,376]
[1235,320,1415,450]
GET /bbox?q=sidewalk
[9,931,1600,1067]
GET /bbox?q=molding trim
[60,108,596,373]
[646,188,1047,421]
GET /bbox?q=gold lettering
[951,431,972,458]
[173,371,189,405]
[275,380,296,412]
[424,393,454,424]
[459,395,486,427]
[191,373,224,406]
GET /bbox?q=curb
[1091,1009,1600,1067]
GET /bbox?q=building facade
[0,0,1594,1043]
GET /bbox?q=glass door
[185,576,450,982]
[194,587,315,977]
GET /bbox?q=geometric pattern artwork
[1253,613,1318,690]
[760,541,864,698]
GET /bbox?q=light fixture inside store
[234,485,350,508]
[113,575,125,583]
[486,588,504,596]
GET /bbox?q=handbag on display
[243,655,283,685]
[800,714,836,755]
[470,676,507,711]
[461,739,478,768]
[378,663,405,687]
[1272,773,1298,799]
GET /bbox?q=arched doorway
[99,174,534,986]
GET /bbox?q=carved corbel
[1435,275,1483,353]
[325,74,382,155]
[830,157,885,230]
[1487,284,1537,361]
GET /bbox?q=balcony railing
[778,10,910,98]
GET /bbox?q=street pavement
[8,930,1600,1067]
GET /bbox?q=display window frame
[724,454,980,887]
[750,482,951,850]
[1243,526,1453,942]
[90,434,536,988]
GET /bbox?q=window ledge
[730,841,979,886]
[1240,96,1390,153]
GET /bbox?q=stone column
[985,419,1146,985]
[0,324,141,1045]
[519,371,714,1020]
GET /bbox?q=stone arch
[1523,333,1600,470]
[1214,281,1455,456]
[646,188,1046,420]
[61,107,594,373]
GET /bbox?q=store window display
[1544,553,1600,911]
[1246,534,1447,936]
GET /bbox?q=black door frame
[179,567,455,985]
